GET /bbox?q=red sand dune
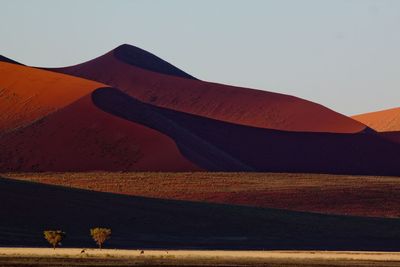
[0,62,198,171]
[0,62,104,132]
[50,44,367,133]
[89,87,400,175]
[353,107,400,132]
[0,92,199,171]
[2,47,399,174]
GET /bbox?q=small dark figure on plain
[80,249,86,254]
[140,250,144,255]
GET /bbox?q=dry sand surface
[0,94,199,172]
[2,247,400,267]
[1,248,400,261]
[0,62,104,132]
[353,107,400,132]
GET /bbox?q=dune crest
[0,62,104,132]
[51,44,367,133]
[0,62,198,171]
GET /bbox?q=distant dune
[353,107,400,132]
[1,45,400,174]
[51,44,367,133]
[91,87,400,174]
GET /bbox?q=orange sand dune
[0,62,198,171]
[353,107,400,132]
[51,44,366,133]
[0,91,199,171]
[0,62,104,132]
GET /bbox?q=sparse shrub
[43,230,66,249]
[90,227,111,249]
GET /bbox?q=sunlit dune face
[0,94,200,171]
[0,62,199,171]
[353,107,400,132]
[0,62,104,132]
[52,48,367,134]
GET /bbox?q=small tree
[90,228,111,249]
[43,230,66,249]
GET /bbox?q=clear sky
[1,0,399,115]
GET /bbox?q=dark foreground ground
[1,175,400,250]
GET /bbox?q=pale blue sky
[1,0,399,115]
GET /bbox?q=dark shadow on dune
[113,44,196,80]
[1,175,400,250]
[92,87,400,175]
[379,131,400,144]
[92,87,252,171]
[0,55,23,65]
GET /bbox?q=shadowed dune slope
[90,88,400,175]
[1,176,400,250]
[0,62,104,132]
[0,63,197,171]
[114,44,195,79]
[51,44,366,133]
[0,89,198,172]
[353,107,400,132]
[0,55,23,65]
[379,131,400,143]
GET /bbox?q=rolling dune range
[1,44,400,252]
[2,47,400,174]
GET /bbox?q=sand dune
[1,47,399,174]
[0,89,198,172]
[0,55,22,65]
[0,62,198,171]
[51,44,367,133]
[91,88,400,174]
[0,62,104,132]
[353,107,400,132]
